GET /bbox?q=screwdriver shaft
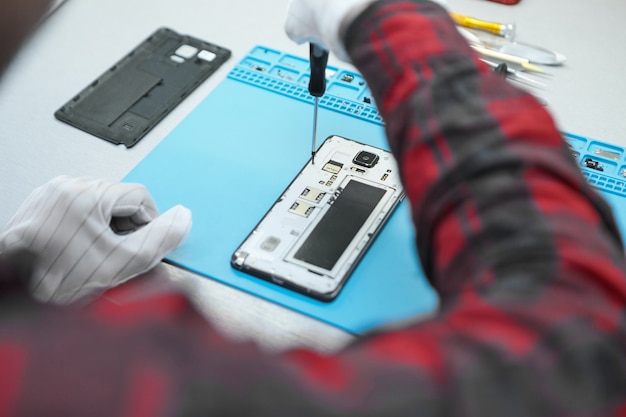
[308,44,328,165]
[312,97,319,164]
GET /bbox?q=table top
[1,0,624,352]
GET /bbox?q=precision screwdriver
[308,43,329,164]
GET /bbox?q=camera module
[353,150,379,168]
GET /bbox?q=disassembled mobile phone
[231,135,405,302]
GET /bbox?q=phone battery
[55,27,231,147]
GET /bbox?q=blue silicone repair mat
[125,45,626,334]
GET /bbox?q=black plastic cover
[55,27,231,147]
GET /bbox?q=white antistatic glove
[0,176,192,304]
[285,0,446,62]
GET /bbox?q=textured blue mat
[125,46,625,333]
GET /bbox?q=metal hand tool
[308,44,329,164]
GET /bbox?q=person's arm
[345,0,625,293]
[333,0,626,413]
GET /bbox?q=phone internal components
[293,180,386,270]
[260,236,281,252]
[300,187,326,203]
[322,160,343,174]
[289,201,315,217]
[353,151,379,168]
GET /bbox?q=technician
[1,0,625,416]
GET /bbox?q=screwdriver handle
[308,44,329,97]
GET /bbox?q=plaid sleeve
[334,0,626,414]
[2,1,626,416]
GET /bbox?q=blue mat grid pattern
[228,46,383,125]
[565,133,626,198]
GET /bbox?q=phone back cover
[55,27,231,147]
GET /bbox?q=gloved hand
[0,176,192,304]
[285,0,377,62]
[285,0,446,62]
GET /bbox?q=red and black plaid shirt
[2,1,626,416]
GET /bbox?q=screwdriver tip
[312,151,316,165]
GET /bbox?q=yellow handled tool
[450,12,516,39]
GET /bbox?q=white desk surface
[1,0,624,352]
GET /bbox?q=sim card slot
[289,201,315,217]
[300,187,326,203]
